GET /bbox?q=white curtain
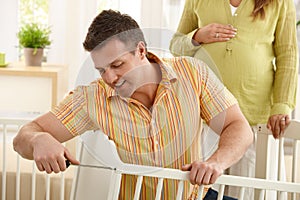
[47,0,99,89]
[0,0,19,63]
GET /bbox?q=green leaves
[17,23,51,50]
[297,20,300,27]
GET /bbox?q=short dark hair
[83,9,147,52]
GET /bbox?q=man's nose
[103,68,118,85]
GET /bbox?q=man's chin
[116,87,136,98]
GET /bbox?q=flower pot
[24,48,44,66]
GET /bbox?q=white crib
[72,127,300,200]
[1,117,300,200]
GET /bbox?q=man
[13,10,252,199]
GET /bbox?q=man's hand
[13,112,79,173]
[32,132,79,173]
[267,114,290,139]
[182,161,223,185]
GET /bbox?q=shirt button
[234,13,238,16]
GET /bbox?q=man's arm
[13,112,80,173]
[182,104,253,185]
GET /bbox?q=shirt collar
[147,52,177,84]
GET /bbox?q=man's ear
[137,41,146,57]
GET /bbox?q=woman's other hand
[267,114,290,139]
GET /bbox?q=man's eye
[111,62,122,68]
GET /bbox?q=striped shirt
[52,52,237,199]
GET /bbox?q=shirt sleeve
[51,85,99,136]
[189,58,238,122]
[271,0,299,116]
[169,0,202,57]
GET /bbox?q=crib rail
[0,117,71,200]
[111,168,300,200]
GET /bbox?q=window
[18,0,49,61]
[19,0,49,27]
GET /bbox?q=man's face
[91,39,148,97]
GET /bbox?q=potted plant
[17,23,51,66]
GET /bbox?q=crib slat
[15,124,22,200]
[292,140,298,200]
[31,163,36,200]
[292,140,298,183]
[292,193,297,200]
[176,180,184,200]
[2,124,7,200]
[279,191,287,200]
[258,189,265,200]
[133,175,143,200]
[238,187,245,199]
[217,185,225,200]
[277,138,285,200]
[60,143,67,200]
[278,138,284,181]
[46,174,51,200]
[155,178,163,200]
[197,185,204,200]
[16,154,21,200]
[107,171,122,200]
[60,172,65,200]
